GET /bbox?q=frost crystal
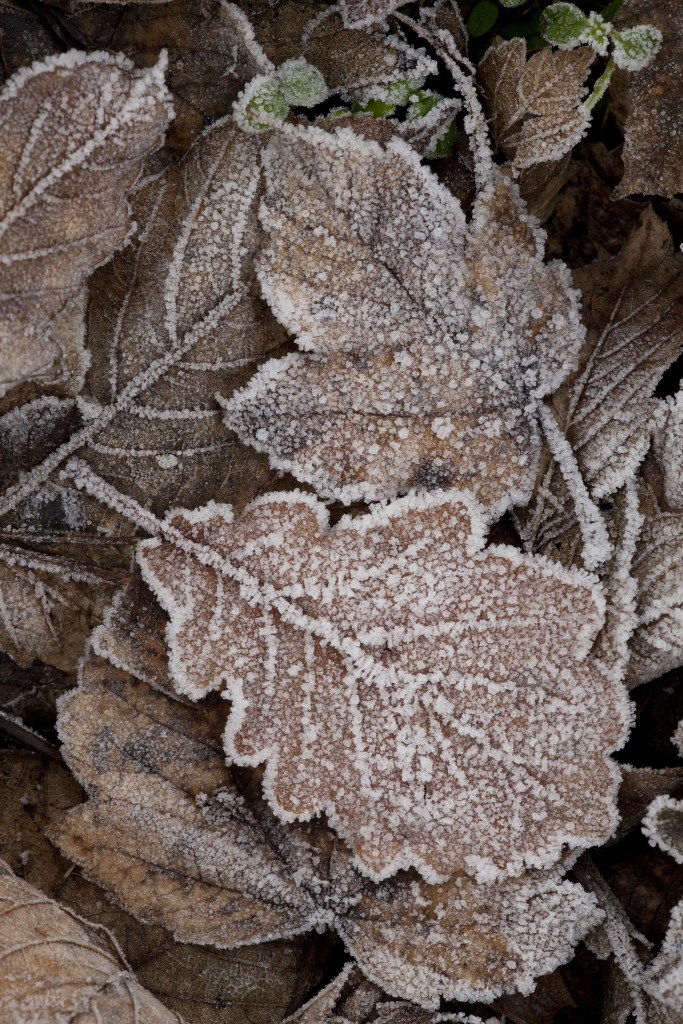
[222,123,585,510]
[137,488,631,883]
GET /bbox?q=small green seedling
[235,75,288,132]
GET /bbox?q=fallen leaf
[50,623,606,1008]
[0,858,184,1023]
[0,0,60,86]
[0,49,172,406]
[478,38,593,170]
[53,0,272,154]
[132,485,630,883]
[222,123,585,510]
[644,899,683,1017]
[617,766,683,840]
[286,962,501,1024]
[615,0,683,198]
[302,8,437,104]
[0,751,307,1024]
[643,796,683,865]
[518,208,683,572]
[339,0,407,28]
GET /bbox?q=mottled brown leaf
[50,628,605,1008]
[0,49,172,406]
[54,0,271,155]
[0,859,183,1024]
[133,486,629,884]
[615,0,683,198]
[643,796,683,866]
[222,124,584,511]
[339,0,406,28]
[0,752,305,1024]
[478,39,593,169]
[617,766,683,840]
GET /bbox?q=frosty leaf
[48,0,271,155]
[51,627,605,1008]
[645,900,683,1016]
[287,962,502,1024]
[222,124,584,509]
[616,766,683,841]
[643,796,683,865]
[478,39,593,169]
[133,485,630,883]
[612,25,662,73]
[302,8,436,106]
[0,751,306,1024]
[339,1,407,29]
[615,0,683,198]
[0,50,171,406]
[626,480,683,687]
[652,392,683,511]
[540,3,589,48]
[0,860,183,1024]
[519,208,683,566]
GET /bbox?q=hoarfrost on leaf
[0,860,183,1023]
[642,795,683,866]
[222,121,585,511]
[50,612,605,1008]
[0,49,172,405]
[133,485,631,883]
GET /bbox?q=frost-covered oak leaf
[51,632,604,1008]
[0,861,182,1024]
[137,487,631,883]
[0,50,172,404]
[222,125,585,510]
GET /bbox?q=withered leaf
[643,796,683,866]
[286,962,501,1024]
[0,751,306,1024]
[0,50,172,406]
[222,123,585,511]
[339,0,407,28]
[478,39,593,170]
[53,0,272,155]
[644,899,683,1017]
[0,859,183,1023]
[302,8,437,105]
[518,208,683,573]
[616,765,683,840]
[0,113,287,672]
[133,486,630,883]
[615,0,683,198]
[50,628,605,1008]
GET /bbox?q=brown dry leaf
[130,485,631,884]
[0,859,184,1024]
[643,796,683,866]
[222,123,585,511]
[477,39,593,170]
[518,208,683,572]
[302,8,437,105]
[615,0,683,198]
[234,1,328,67]
[286,962,501,1024]
[644,900,683,1018]
[50,623,606,1008]
[0,49,172,407]
[54,0,272,155]
[339,0,406,28]
[0,751,307,1024]
[0,113,288,672]
[617,766,683,841]
[0,0,60,86]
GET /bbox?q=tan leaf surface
[133,486,630,883]
[222,123,584,510]
[643,796,683,866]
[478,39,593,169]
[286,962,501,1024]
[54,0,272,155]
[0,49,172,406]
[616,766,683,841]
[615,0,683,198]
[0,752,305,1024]
[50,627,605,1008]
[644,899,683,1017]
[339,0,406,28]
[0,114,288,670]
[0,859,184,1024]
[518,208,683,571]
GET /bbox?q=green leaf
[467,1,499,38]
[540,2,588,47]
[407,90,440,120]
[236,76,289,131]
[278,59,327,107]
[351,98,395,117]
[499,0,527,7]
[612,24,662,71]
[385,76,426,105]
[427,120,457,158]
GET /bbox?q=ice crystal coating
[0,49,172,402]
[0,861,182,1023]
[52,629,605,1008]
[612,24,662,72]
[478,39,593,169]
[278,58,328,106]
[653,391,683,510]
[222,123,585,510]
[234,74,289,131]
[340,0,407,29]
[137,487,631,883]
[642,795,683,865]
[645,900,683,1016]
